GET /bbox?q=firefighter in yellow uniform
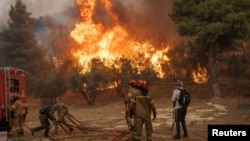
[53,97,73,135]
[124,80,140,131]
[9,94,24,136]
[129,80,157,141]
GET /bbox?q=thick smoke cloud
[96,0,179,47]
[112,0,179,47]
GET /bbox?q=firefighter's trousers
[13,114,24,135]
[134,116,153,141]
[32,114,50,136]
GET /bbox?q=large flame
[70,0,169,77]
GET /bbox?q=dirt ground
[7,81,250,141]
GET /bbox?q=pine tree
[0,0,51,76]
[170,0,250,97]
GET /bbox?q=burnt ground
[6,80,250,141]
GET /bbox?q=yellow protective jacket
[130,92,156,119]
[125,87,141,108]
[10,99,23,117]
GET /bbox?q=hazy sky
[0,0,75,24]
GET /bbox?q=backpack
[178,89,191,107]
[39,105,51,114]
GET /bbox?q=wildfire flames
[192,64,208,84]
[69,0,207,82]
[70,0,169,78]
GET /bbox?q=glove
[153,113,156,121]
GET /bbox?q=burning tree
[67,55,157,105]
[69,0,170,80]
[109,56,138,97]
[170,0,250,97]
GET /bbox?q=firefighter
[129,80,157,141]
[9,94,24,136]
[124,80,140,131]
[30,105,57,137]
[53,97,73,135]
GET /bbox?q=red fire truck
[0,67,28,131]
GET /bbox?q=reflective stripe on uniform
[131,96,150,103]
[136,96,150,99]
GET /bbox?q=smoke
[100,0,179,47]
[113,0,179,47]
[0,0,75,24]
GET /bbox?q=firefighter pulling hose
[30,97,75,137]
[53,97,73,135]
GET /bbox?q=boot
[173,135,181,139]
[183,134,188,138]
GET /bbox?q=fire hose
[111,130,130,141]
[65,112,131,140]
[66,112,101,132]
